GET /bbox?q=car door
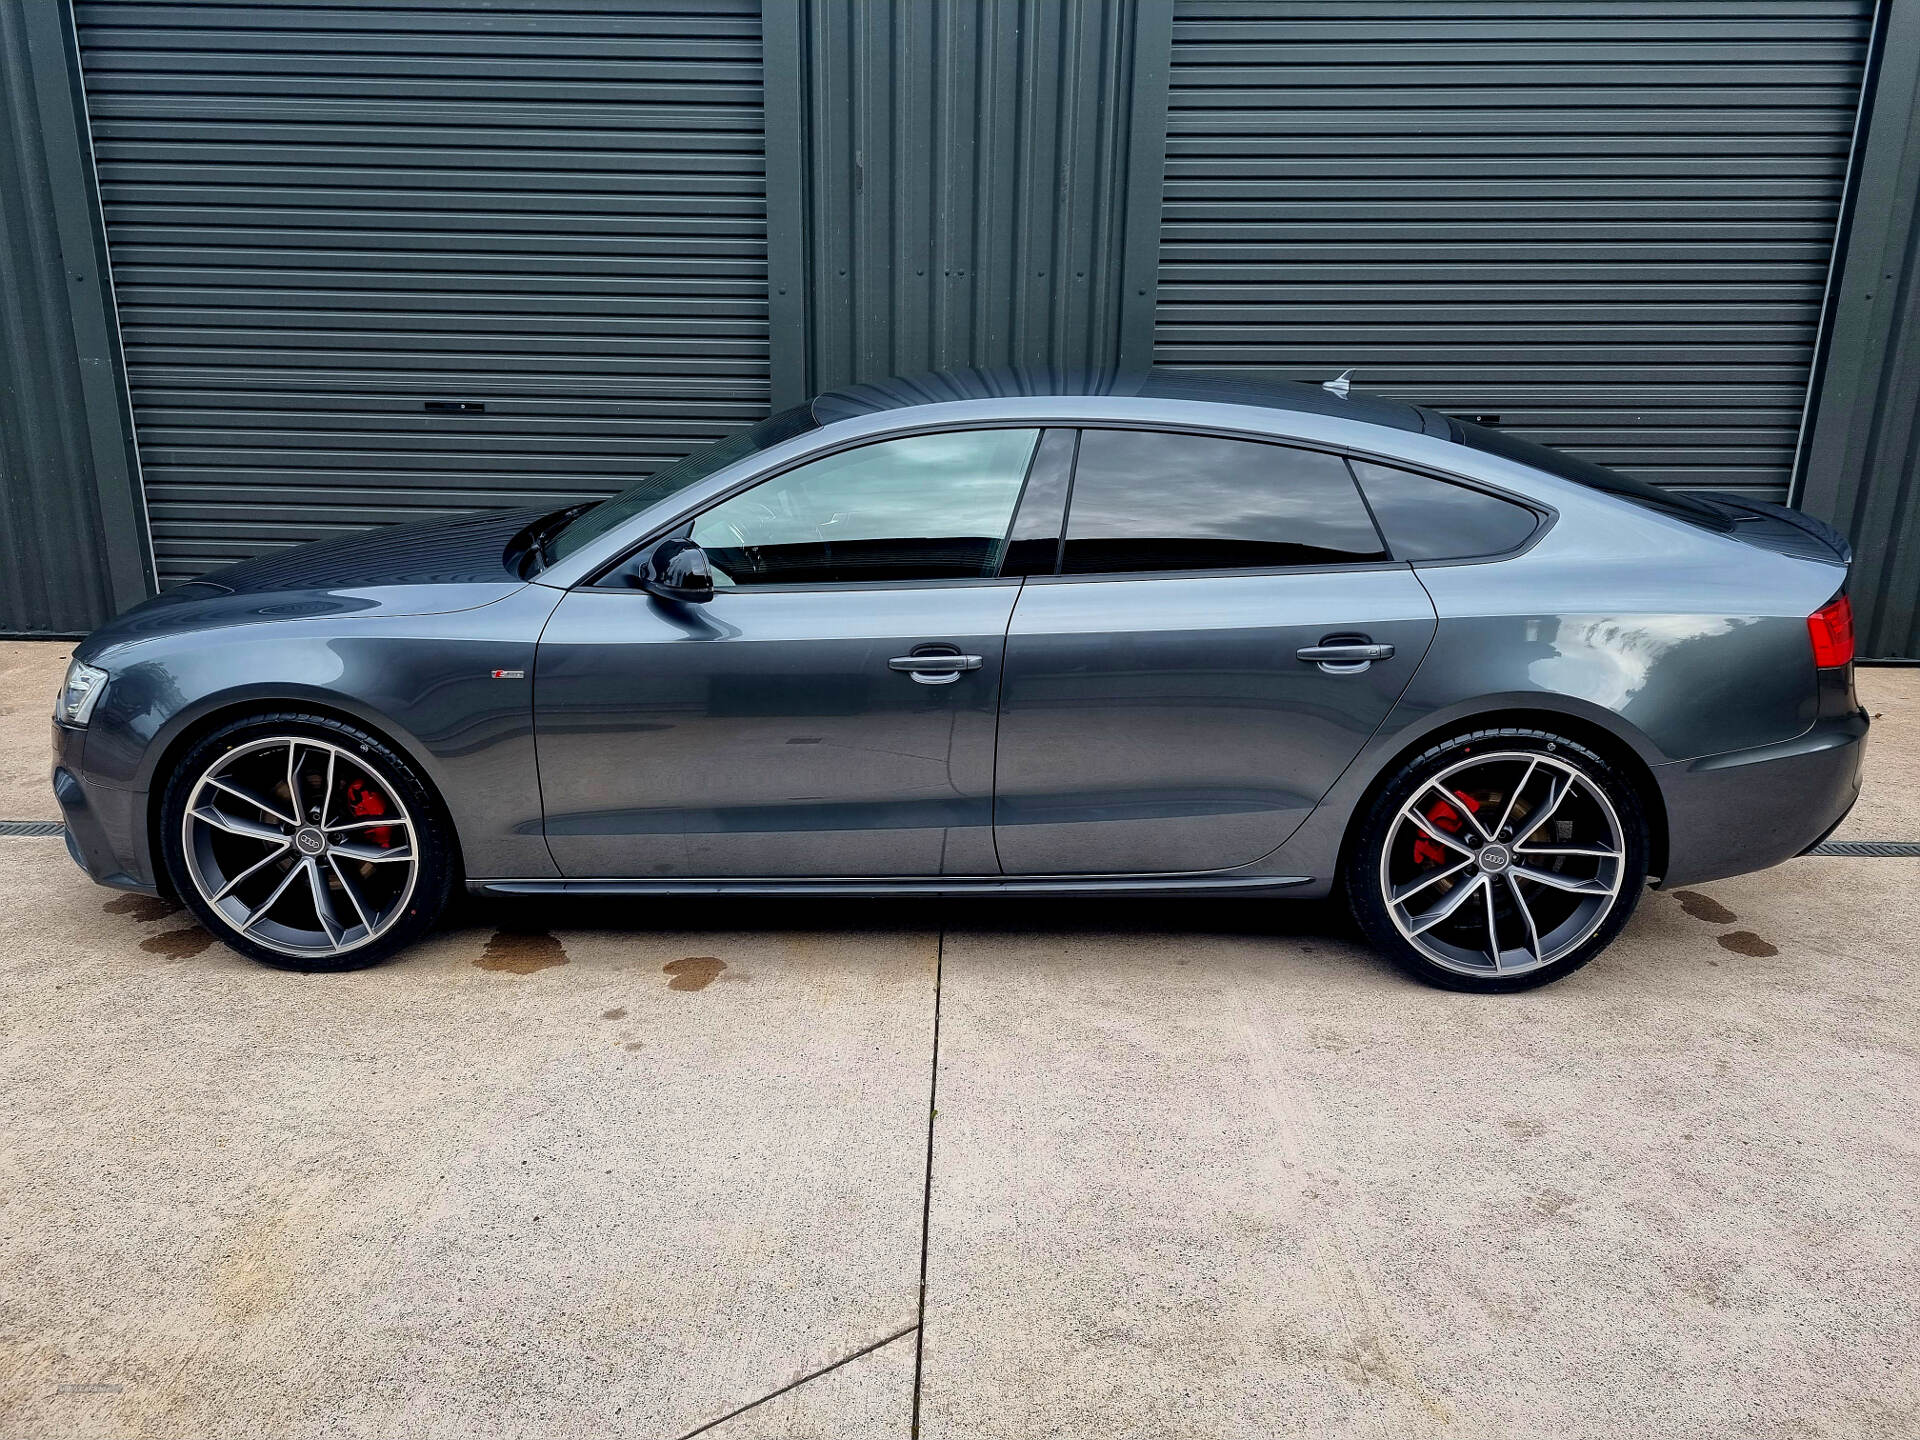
[993,428,1439,876]
[535,426,1050,878]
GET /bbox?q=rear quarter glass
[1349,460,1540,560]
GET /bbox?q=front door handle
[889,653,983,686]
[1296,640,1394,675]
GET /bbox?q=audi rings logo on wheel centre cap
[1477,844,1511,873]
[295,827,325,855]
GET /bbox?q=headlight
[56,659,109,726]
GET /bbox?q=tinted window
[547,403,821,562]
[1351,460,1540,560]
[1060,430,1386,575]
[690,428,1039,586]
[1444,416,1733,533]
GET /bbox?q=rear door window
[1059,430,1387,575]
[1349,460,1540,560]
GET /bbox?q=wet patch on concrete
[1529,1187,1575,1220]
[663,956,725,992]
[1718,930,1780,958]
[104,893,182,923]
[601,1007,627,1021]
[474,930,569,975]
[623,1040,645,1052]
[1672,890,1738,925]
[140,927,212,959]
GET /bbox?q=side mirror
[638,537,714,604]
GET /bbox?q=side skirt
[467,873,1313,899]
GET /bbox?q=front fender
[80,586,564,881]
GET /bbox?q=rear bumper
[1657,705,1868,888]
[51,721,159,895]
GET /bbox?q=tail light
[1807,593,1855,669]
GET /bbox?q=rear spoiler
[1678,493,1852,567]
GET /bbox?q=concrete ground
[0,641,70,821]
[2,637,1917,1439]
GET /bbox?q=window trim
[581,416,1560,591]
[592,523,1028,596]
[583,420,1049,591]
[997,427,1078,578]
[1344,453,1553,568]
[1051,424,1393,581]
[1027,420,1558,572]
[1021,557,1416,588]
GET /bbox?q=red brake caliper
[1412,790,1481,867]
[343,777,391,850]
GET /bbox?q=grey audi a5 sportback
[53,369,1866,991]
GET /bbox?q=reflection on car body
[53,369,1866,991]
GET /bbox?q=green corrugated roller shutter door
[76,0,769,586]
[1158,0,1875,501]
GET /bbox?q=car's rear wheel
[159,713,455,970]
[1345,728,1648,992]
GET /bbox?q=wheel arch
[1335,703,1669,886]
[144,695,465,898]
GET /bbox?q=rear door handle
[889,653,983,686]
[1296,641,1394,674]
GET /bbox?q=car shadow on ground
[452,889,1360,946]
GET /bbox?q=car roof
[809,365,1451,437]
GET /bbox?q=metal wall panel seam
[24,0,151,611]
[0,0,118,633]
[763,0,812,410]
[1118,0,1174,373]
[1797,0,1920,655]
[1790,0,1887,505]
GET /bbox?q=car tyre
[1345,727,1649,992]
[159,711,456,971]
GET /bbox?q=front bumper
[1657,704,1868,888]
[51,720,159,894]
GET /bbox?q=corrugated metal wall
[74,0,770,587]
[762,0,1170,403]
[1155,0,1874,502]
[14,0,1916,653]
[0,0,148,634]
[1799,0,1920,659]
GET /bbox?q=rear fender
[1241,688,1670,893]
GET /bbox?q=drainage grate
[0,820,65,837]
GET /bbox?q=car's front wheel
[1345,728,1648,992]
[159,712,455,970]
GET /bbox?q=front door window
[689,428,1041,586]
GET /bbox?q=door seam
[528,585,569,879]
[986,576,1028,875]
[1230,567,1443,874]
